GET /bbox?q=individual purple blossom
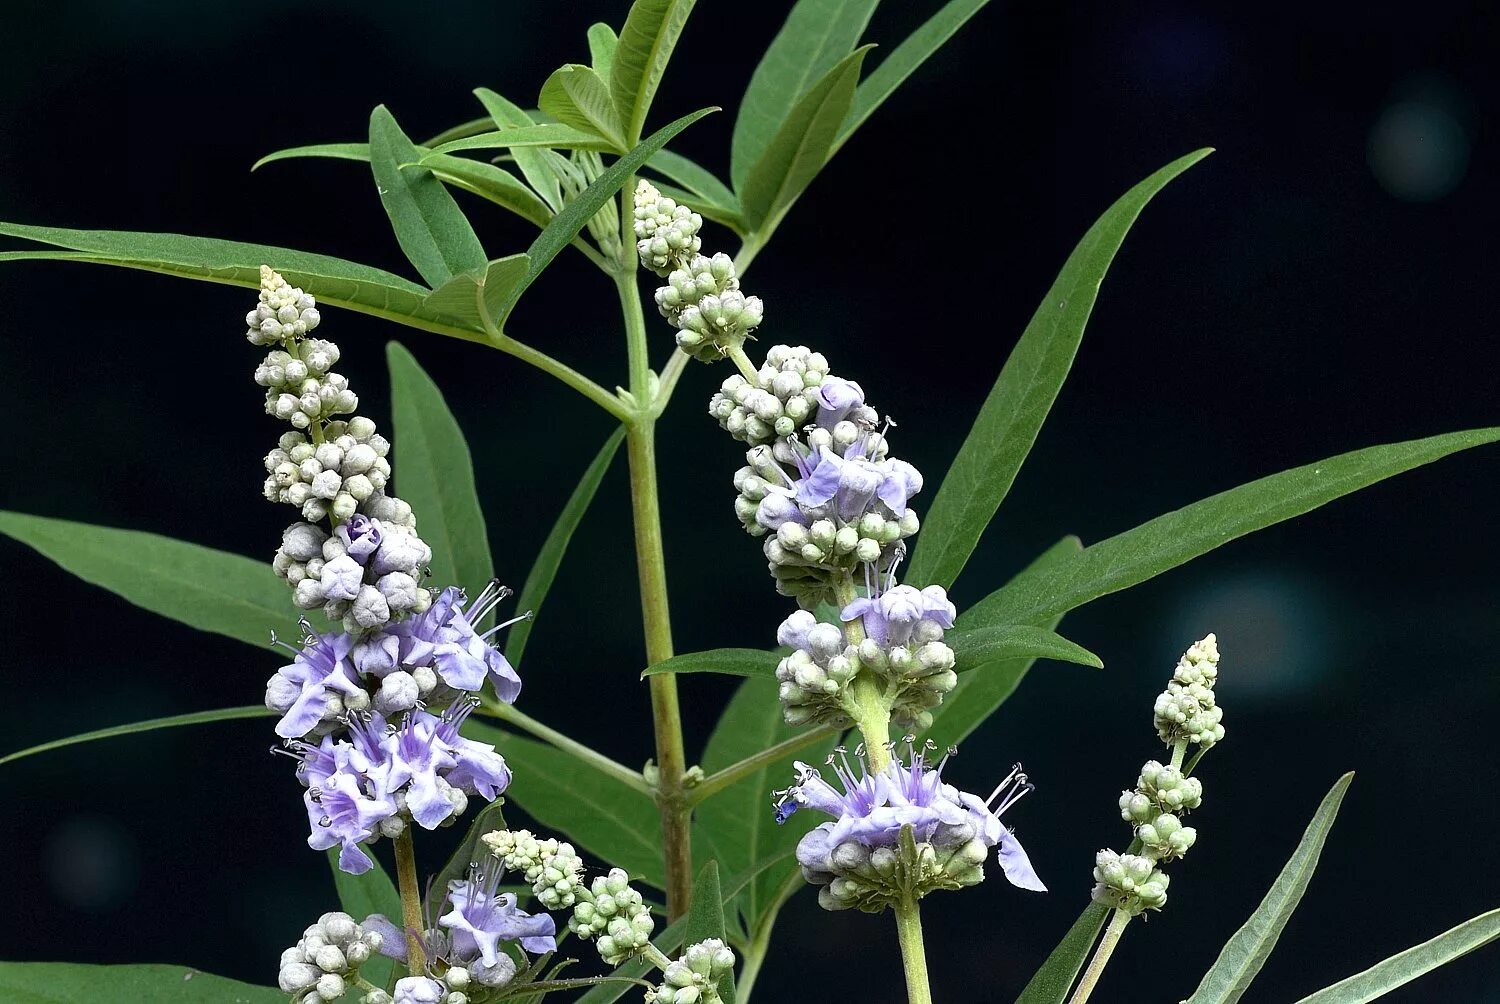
[440,857,558,966]
[337,513,383,560]
[271,629,362,739]
[841,573,956,647]
[371,700,511,830]
[815,378,865,428]
[787,439,924,523]
[400,583,524,700]
[305,768,397,874]
[393,976,444,1004]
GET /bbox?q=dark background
[1,2,1497,1001]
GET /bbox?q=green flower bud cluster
[802,826,989,914]
[480,828,585,909]
[277,911,383,1003]
[708,345,878,450]
[1093,635,1223,915]
[760,507,920,609]
[858,634,959,731]
[1153,632,1225,747]
[566,867,655,966]
[635,181,763,360]
[262,417,394,523]
[247,265,322,345]
[558,150,622,259]
[645,939,737,1004]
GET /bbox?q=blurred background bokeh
[1,1,1496,1000]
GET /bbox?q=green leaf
[326,849,400,990]
[610,0,698,145]
[467,722,665,887]
[387,342,494,594]
[472,90,567,212]
[1183,773,1355,1004]
[0,224,444,334]
[921,536,1080,751]
[641,648,779,679]
[643,181,745,234]
[1015,902,1111,1004]
[1292,908,1500,1004]
[907,150,1211,591]
[0,706,271,767]
[835,0,991,152]
[369,105,488,288]
[492,107,716,327]
[0,963,284,1003]
[684,861,737,1004]
[731,0,878,192]
[738,46,871,232]
[693,678,838,934]
[423,116,498,149]
[964,427,1500,632]
[948,624,1102,671]
[425,123,620,158]
[540,64,628,151]
[252,142,372,171]
[0,511,294,648]
[589,23,619,80]
[506,428,625,667]
[647,149,738,209]
[420,254,531,331]
[420,154,554,229]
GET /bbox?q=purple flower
[271,630,362,739]
[305,769,397,874]
[400,584,524,701]
[439,858,557,967]
[841,580,955,647]
[337,513,383,560]
[351,629,402,676]
[372,701,511,830]
[790,444,923,523]
[393,976,444,1004]
[815,378,866,429]
[958,765,1047,892]
[430,699,512,802]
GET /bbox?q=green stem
[475,698,651,796]
[892,898,933,1004]
[1068,908,1132,1004]
[650,347,692,417]
[686,725,839,806]
[641,943,675,972]
[617,262,693,920]
[1170,740,1188,771]
[736,904,780,1001]
[393,828,426,975]
[725,344,759,382]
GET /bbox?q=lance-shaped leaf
[1292,908,1500,1004]
[589,22,619,79]
[641,648,780,679]
[643,181,745,234]
[0,706,271,767]
[465,721,664,888]
[922,535,1080,751]
[0,963,284,1003]
[1015,902,1112,1004]
[907,150,1210,591]
[683,861,737,1003]
[426,123,619,158]
[1183,773,1354,1004]
[948,624,1102,671]
[424,116,497,148]
[489,107,716,327]
[541,64,627,151]
[731,0,878,192]
[326,849,401,990]
[470,90,568,211]
[506,428,625,667]
[963,428,1500,632]
[420,155,554,230]
[369,105,488,288]
[0,224,441,332]
[253,142,372,170]
[419,254,531,332]
[834,0,993,154]
[647,149,738,210]
[0,511,294,648]
[387,343,494,594]
[738,46,870,233]
[611,0,697,145]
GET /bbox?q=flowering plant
[2,2,1497,1003]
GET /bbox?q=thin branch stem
[725,344,760,382]
[687,725,840,806]
[650,347,692,417]
[393,829,427,976]
[475,698,651,796]
[893,898,933,1004]
[1068,908,1132,1004]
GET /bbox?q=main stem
[1068,908,1132,1004]
[893,898,934,1004]
[617,253,693,919]
[393,829,426,975]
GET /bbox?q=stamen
[478,610,533,641]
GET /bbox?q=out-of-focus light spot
[1368,77,1471,202]
[1165,572,1331,699]
[45,814,139,912]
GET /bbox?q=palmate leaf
[1183,774,1354,1004]
[1292,908,1500,1004]
[506,428,626,668]
[610,0,698,145]
[0,706,271,767]
[0,511,295,648]
[907,150,1211,591]
[730,0,878,192]
[921,535,1080,751]
[0,963,283,1003]
[369,105,488,288]
[1014,902,1111,1004]
[387,343,495,595]
[962,427,1500,633]
[326,848,401,991]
